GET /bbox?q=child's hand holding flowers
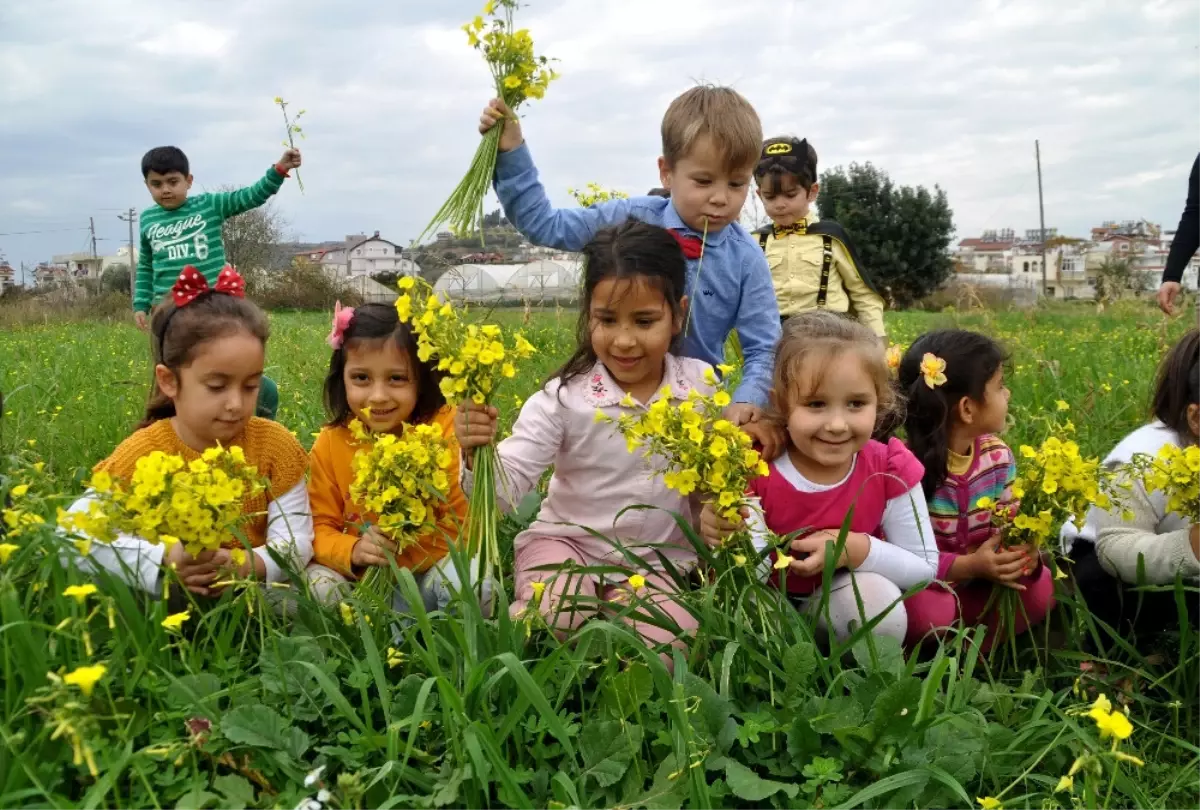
[779,529,871,578]
[351,526,399,571]
[963,533,1034,590]
[277,148,303,171]
[479,98,524,153]
[453,402,500,470]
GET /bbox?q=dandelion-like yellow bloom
[62,584,97,604]
[628,574,646,591]
[161,610,191,631]
[62,663,107,698]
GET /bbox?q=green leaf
[601,664,654,719]
[220,705,311,761]
[579,720,643,788]
[163,673,222,712]
[783,641,817,685]
[868,677,922,740]
[723,760,799,801]
[174,788,218,809]
[851,635,904,677]
[211,774,254,809]
[787,716,822,759]
[633,755,688,810]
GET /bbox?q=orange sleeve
[308,428,360,577]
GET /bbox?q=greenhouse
[433,259,582,302]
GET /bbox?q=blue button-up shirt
[494,144,780,406]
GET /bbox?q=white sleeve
[59,491,165,595]
[257,480,314,584]
[745,504,776,582]
[854,484,939,589]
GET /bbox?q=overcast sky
[2,0,1197,280]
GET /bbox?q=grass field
[0,301,1197,809]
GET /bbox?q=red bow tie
[172,265,246,307]
[669,229,705,260]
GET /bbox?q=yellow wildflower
[1054,775,1073,793]
[62,584,98,604]
[1056,400,1070,410]
[161,610,191,631]
[386,647,406,668]
[529,580,546,605]
[10,484,28,498]
[628,574,646,591]
[976,798,1002,810]
[774,554,793,570]
[62,663,107,697]
[0,542,22,563]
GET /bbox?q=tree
[817,163,955,307]
[101,264,131,294]
[217,186,289,273]
[1093,253,1150,309]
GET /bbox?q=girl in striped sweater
[897,330,1054,650]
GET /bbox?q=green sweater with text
[134,166,286,312]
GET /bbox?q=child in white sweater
[1065,329,1199,647]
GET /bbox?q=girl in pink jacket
[456,221,714,662]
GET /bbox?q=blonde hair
[660,85,762,172]
[770,311,896,427]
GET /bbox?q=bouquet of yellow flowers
[606,370,769,525]
[569,183,628,207]
[420,0,558,241]
[394,276,536,589]
[58,446,265,559]
[347,418,455,603]
[1125,443,1200,522]
[977,432,1113,553]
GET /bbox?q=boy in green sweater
[134,145,301,419]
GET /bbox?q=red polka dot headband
[171,265,246,308]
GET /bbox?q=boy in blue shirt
[478,86,781,449]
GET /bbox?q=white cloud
[0,0,1197,268]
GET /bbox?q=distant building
[298,232,421,279]
[0,262,15,293]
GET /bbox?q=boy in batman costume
[753,136,885,336]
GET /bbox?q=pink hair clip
[327,300,355,349]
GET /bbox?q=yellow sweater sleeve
[834,240,886,336]
[308,428,360,577]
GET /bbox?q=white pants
[800,571,907,643]
[305,556,494,616]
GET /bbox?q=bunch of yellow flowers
[348,418,453,543]
[569,183,629,208]
[1126,443,1199,521]
[606,370,769,522]
[977,420,1111,551]
[463,1,558,104]
[422,0,557,241]
[57,446,264,558]
[395,276,536,404]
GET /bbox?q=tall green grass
[0,301,1196,808]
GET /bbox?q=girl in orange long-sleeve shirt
[305,302,468,613]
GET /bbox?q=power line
[0,226,90,237]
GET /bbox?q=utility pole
[1036,140,1048,298]
[118,208,137,296]
[88,216,98,280]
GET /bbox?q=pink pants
[510,536,698,656]
[904,565,1055,652]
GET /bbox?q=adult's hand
[1157,281,1182,316]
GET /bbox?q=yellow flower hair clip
[919,353,947,389]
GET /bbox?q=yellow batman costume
[754,213,885,336]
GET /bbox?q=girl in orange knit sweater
[305,302,470,613]
[61,268,313,597]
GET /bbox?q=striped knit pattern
[134,167,285,312]
[928,434,1017,556]
[93,417,308,548]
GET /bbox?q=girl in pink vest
[701,311,938,643]
[897,330,1053,651]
